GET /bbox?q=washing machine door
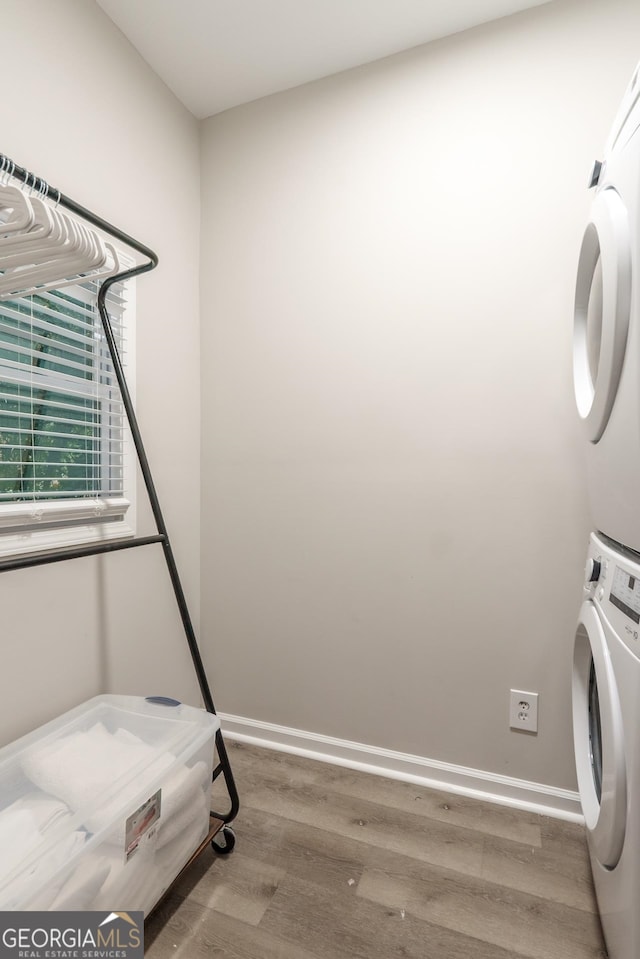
[573,600,627,868]
[573,186,632,443]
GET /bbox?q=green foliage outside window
[0,287,120,503]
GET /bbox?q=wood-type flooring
[145,740,607,959]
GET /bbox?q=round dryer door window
[574,186,632,443]
[573,601,627,868]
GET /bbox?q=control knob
[585,558,602,584]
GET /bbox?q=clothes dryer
[572,532,640,959]
[574,63,640,552]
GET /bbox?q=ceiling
[96,0,553,120]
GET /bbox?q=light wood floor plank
[480,830,599,913]
[540,815,593,863]
[260,872,528,959]
[171,850,286,925]
[146,894,322,959]
[357,851,605,959]
[226,806,369,890]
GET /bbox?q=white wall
[0,0,203,744]
[200,0,640,790]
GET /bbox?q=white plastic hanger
[0,185,35,236]
[0,205,108,293]
[0,160,36,235]
[0,236,120,299]
[10,243,123,299]
[0,174,123,299]
[0,197,62,261]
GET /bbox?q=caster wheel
[211,826,236,855]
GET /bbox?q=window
[0,274,135,557]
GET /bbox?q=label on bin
[125,789,161,862]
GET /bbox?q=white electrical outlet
[509,689,539,733]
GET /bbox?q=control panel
[610,565,640,624]
[587,533,640,655]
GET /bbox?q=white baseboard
[218,712,583,824]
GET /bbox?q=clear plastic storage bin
[0,694,219,913]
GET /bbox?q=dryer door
[573,187,632,443]
[573,600,627,868]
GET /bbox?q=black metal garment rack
[0,153,239,870]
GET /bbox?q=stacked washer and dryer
[572,62,640,959]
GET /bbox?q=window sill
[0,499,134,559]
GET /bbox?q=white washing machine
[574,62,640,552]
[573,532,640,959]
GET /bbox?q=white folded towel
[22,723,209,828]
[158,814,210,877]
[22,723,175,821]
[160,761,210,824]
[157,786,209,850]
[114,729,210,821]
[0,809,43,884]
[151,813,210,908]
[94,757,210,848]
[21,722,177,842]
[7,792,71,833]
[0,792,86,909]
[91,842,157,914]
[49,856,112,911]
[0,813,86,910]
[18,829,88,911]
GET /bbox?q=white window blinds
[0,280,131,538]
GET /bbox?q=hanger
[0,178,119,298]
[0,187,35,236]
[0,164,36,235]
[0,239,120,300]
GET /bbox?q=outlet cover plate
[509,689,538,733]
